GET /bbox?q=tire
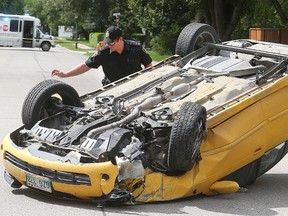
[167,102,206,172]
[175,23,219,57]
[41,42,51,51]
[22,79,82,129]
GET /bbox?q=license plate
[26,174,52,193]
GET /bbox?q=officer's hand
[51,69,66,78]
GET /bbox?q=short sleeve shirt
[85,40,152,82]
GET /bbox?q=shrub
[89,32,105,47]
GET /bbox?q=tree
[127,0,258,53]
[128,0,196,54]
[24,0,113,36]
[0,0,24,14]
[24,0,56,34]
[87,0,112,32]
[23,0,288,54]
[231,0,288,39]
[111,0,142,39]
[194,0,248,41]
[270,0,288,24]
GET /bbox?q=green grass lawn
[147,50,170,62]
[56,38,170,62]
[56,39,87,52]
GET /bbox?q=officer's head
[104,26,122,46]
[104,26,124,52]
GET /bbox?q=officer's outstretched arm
[51,63,91,78]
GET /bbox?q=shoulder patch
[97,41,109,51]
[99,44,109,51]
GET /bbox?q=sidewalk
[56,37,96,53]
[75,42,95,52]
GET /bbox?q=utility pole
[75,15,78,48]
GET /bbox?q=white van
[0,13,56,51]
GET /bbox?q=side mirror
[210,181,239,194]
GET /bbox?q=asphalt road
[0,46,287,216]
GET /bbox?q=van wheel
[175,23,219,57]
[167,102,207,172]
[41,42,51,51]
[22,80,82,129]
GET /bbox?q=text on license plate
[26,174,52,193]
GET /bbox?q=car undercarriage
[2,23,288,204]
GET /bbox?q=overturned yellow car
[1,23,288,204]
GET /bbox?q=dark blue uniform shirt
[85,40,152,82]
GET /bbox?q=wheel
[167,102,206,172]
[175,23,219,57]
[41,42,51,51]
[22,79,82,129]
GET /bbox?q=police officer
[51,26,152,85]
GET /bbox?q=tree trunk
[214,0,225,39]
[270,0,288,23]
[222,0,247,41]
[205,0,247,41]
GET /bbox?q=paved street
[0,45,287,216]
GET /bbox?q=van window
[36,29,40,38]
[10,20,19,32]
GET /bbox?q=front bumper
[0,131,205,203]
[1,133,119,200]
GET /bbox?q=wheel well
[41,41,51,46]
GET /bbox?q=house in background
[58,25,73,38]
